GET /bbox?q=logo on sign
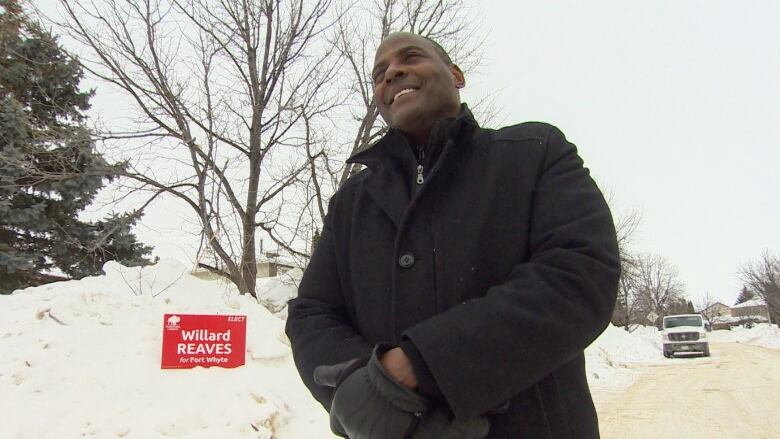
[161,314,247,369]
[166,315,181,330]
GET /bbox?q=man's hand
[380,347,419,389]
[315,346,489,438]
[315,346,429,438]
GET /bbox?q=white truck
[661,314,710,358]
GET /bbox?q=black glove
[314,346,490,439]
[314,345,428,438]
[412,408,490,439]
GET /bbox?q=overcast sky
[459,1,780,305]
[35,1,779,305]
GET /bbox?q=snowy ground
[585,322,780,399]
[1,260,777,438]
[597,342,780,438]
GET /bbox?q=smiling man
[286,32,620,438]
[371,34,464,146]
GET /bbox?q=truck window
[663,316,703,329]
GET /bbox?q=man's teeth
[393,88,416,102]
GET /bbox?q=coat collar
[345,104,479,228]
[346,103,479,169]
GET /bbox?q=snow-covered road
[595,342,780,438]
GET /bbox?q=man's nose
[384,62,406,83]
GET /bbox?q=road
[595,342,780,438]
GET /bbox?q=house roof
[704,302,729,310]
[732,298,767,308]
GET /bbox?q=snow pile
[6,258,743,438]
[0,259,333,439]
[628,325,662,346]
[587,324,661,364]
[585,324,663,390]
[709,323,780,350]
[254,269,302,318]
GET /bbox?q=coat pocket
[534,374,574,439]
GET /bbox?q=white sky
[461,1,780,305]
[33,1,779,306]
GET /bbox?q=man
[286,31,620,438]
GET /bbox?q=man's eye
[373,72,384,84]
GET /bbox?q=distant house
[255,259,296,277]
[697,299,771,329]
[703,302,732,321]
[191,258,296,281]
[731,298,771,322]
[702,302,734,329]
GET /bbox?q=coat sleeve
[402,125,620,420]
[285,201,374,409]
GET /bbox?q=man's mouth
[391,88,418,105]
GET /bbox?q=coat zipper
[416,146,425,186]
[402,411,423,439]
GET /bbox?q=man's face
[372,33,464,142]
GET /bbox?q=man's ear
[451,64,465,89]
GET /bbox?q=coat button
[398,252,415,268]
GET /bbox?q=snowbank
[709,323,780,350]
[584,324,663,391]
[0,260,333,439]
[254,268,302,319]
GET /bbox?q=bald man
[286,32,620,439]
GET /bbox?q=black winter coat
[286,107,620,438]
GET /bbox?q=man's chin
[389,109,426,133]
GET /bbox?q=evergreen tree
[734,286,755,305]
[0,0,152,294]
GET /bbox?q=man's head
[372,32,465,144]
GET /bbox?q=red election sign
[161,314,247,369]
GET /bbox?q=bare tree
[612,259,644,331]
[696,292,718,324]
[614,206,642,260]
[634,253,687,323]
[604,194,644,331]
[51,0,338,297]
[613,206,642,329]
[44,0,489,298]
[695,292,734,329]
[738,250,780,326]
